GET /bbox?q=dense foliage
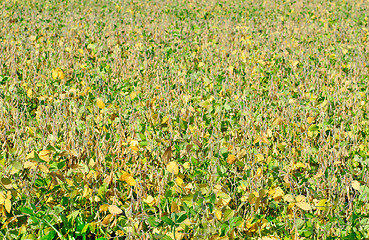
[0,0,369,239]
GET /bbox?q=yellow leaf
[295,195,306,202]
[39,150,51,162]
[108,205,123,215]
[78,49,84,54]
[130,91,137,100]
[167,161,179,175]
[352,180,361,191]
[26,151,36,160]
[215,210,222,220]
[183,162,190,169]
[102,214,113,225]
[52,69,58,79]
[198,62,204,68]
[315,199,329,210]
[27,88,33,98]
[23,161,37,170]
[119,171,136,186]
[129,145,139,152]
[5,198,11,213]
[143,195,155,206]
[171,201,180,213]
[38,164,49,173]
[228,65,234,73]
[226,154,237,164]
[99,204,109,212]
[307,116,314,124]
[175,176,184,186]
[294,162,306,169]
[58,69,64,80]
[283,194,295,203]
[83,186,92,199]
[0,192,5,205]
[272,187,284,202]
[295,202,312,211]
[96,98,105,109]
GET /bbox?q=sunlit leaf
[5,198,11,213]
[226,154,237,164]
[352,180,361,191]
[295,202,312,211]
[167,161,179,175]
[119,171,136,186]
[143,195,155,207]
[215,210,222,220]
[108,205,123,215]
[96,98,105,109]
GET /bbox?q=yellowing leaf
[27,88,33,98]
[315,199,329,210]
[283,194,295,203]
[130,91,137,100]
[119,171,136,186]
[38,164,49,173]
[294,162,306,169]
[96,98,105,109]
[272,187,284,202]
[83,186,93,199]
[215,210,222,220]
[58,69,65,80]
[23,161,37,170]
[167,161,179,175]
[170,201,180,213]
[39,150,51,162]
[78,48,84,54]
[26,151,36,160]
[143,195,155,206]
[198,62,204,68]
[5,198,11,213]
[129,145,139,152]
[1,178,12,190]
[0,192,5,205]
[307,116,314,124]
[52,69,58,79]
[295,202,312,211]
[99,204,109,212]
[295,195,306,203]
[175,176,184,186]
[352,180,361,191]
[108,205,123,215]
[226,154,237,164]
[183,162,190,169]
[102,214,113,225]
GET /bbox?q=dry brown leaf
[162,146,172,163]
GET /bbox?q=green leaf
[19,207,33,215]
[176,213,187,224]
[147,216,161,227]
[161,215,174,226]
[223,208,234,222]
